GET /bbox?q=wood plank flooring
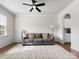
[58,43,79,58]
[0,43,17,54]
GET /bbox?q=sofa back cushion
[35,33,43,39]
[42,33,53,39]
[26,33,53,39]
[47,33,51,39]
[42,33,48,39]
[29,33,35,39]
[25,33,29,39]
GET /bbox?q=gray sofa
[22,33,55,45]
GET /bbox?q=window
[0,14,7,36]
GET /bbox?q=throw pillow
[29,33,35,39]
[42,33,48,39]
[35,33,43,39]
[47,33,51,39]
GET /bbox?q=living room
[0,0,79,59]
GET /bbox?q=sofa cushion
[25,39,33,43]
[35,33,43,39]
[34,38,42,43]
[29,33,35,39]
[50,34,54,39]
[47,33,52,39]
[42,33,48,39]
[25,33,54,39]
[25,33,29,38]
[43,39,51,42]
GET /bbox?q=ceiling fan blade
[23,3,32,6]
[30,8,34,12]
[36,7,41,12]
[32,0,36,4]
[35,3,45,7]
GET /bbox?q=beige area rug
[0,44,78,59]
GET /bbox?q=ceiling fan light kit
[23,0,45,12]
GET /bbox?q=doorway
[63,14,71,44]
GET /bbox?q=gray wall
[0,5,14,48]
[58,0,79,51]
[15,15,58,42]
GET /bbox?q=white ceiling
[0,0,73,15]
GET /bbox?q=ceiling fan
[23,0,45,12]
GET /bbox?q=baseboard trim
[0,41,14,48]
[64,42,71,44]
[71,47,79,52]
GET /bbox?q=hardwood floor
[58,43,79,58]
[0,43,79,58]
[0,43,17,54]
[58,43,71,52]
